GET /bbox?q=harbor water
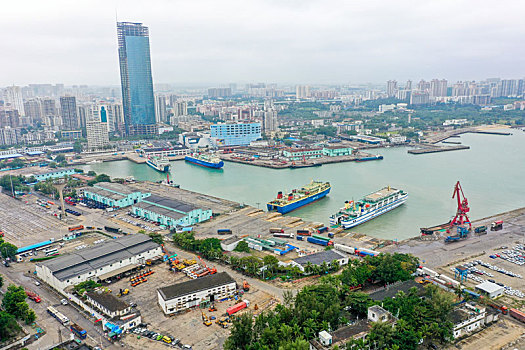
[82,129,525,240]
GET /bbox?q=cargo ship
[267,181,331,214]
[146,156,170,173]
[329,186,407,229]
[185,153,224,169]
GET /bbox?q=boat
[267,181,331,214]
[185,153,224,169]
[329,186,408,229]
[146,156,171,173]
[355,155,383,162]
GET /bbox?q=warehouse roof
[133,201,186,221]
[95,182,138,195]
[293,250,346,266]
[84,187,126,201]
[40,235,159,281]
[368,280,424,301]
[87,291,130,312]
[475,281,504,294]
[158,272,235,301]
[143,195,198,213]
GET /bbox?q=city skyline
[2,0,525,86]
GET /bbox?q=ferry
[267,181,331,214]
[185,153,224,169]
[146,156,171,173]
[330,186,408,229]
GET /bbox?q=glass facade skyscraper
[117,22,156,135]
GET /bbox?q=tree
[73,141,83,153]
[0,311,21,341]
[233,241,250,253]
[2,285,27,318]
[0,242,18,260]
[54,154,66,163]
[95,174,111,183]
[148,233,164,245]
[0,275,3,288]
[223,313,253,350]
[87,171,96,176]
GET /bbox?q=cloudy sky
[1,0,524,86]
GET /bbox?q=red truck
[510,308,525,323]
[26,291,41,303]
[226,300,250,316]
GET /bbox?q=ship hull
[330,194,408,228]
[267,187,331,214]
[146,160,170,173]
[185,156,224,169]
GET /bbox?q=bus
[47,306,70,326]
[45,249,59,256]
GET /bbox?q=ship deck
[364,187,400,202]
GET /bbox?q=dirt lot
[105,258,276,350]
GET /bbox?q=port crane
[447,181,471,234]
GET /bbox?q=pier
[408,144,470,154]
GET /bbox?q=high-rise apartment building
[117,22,156,135]
[296,85,310,99]
[60,96,79,130]
[41,98,57,117]
[417,80,431,92]
[386,80,397,97]
[208,88,232,98]
[23,99,42,123]
[3,86,25,116]
[86,104,110,150]
[430,79,448,97]
[155,95,167,123]
[500,79,517,97]
[405,80,412,90]
[173,101,188,117]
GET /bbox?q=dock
[408,144,470,154]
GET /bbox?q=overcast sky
[1,0,525,86]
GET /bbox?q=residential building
[0,127,20,146]
[172,101,188,117]
[430,79,448,97]
[451,303,487,339]
[410,90,430,105]
[82,182,151,208]
[208,88,232,98]
[282,148,323,161]
[117,22,156,135]
[3,86,25,116]
[263,109,278,133]
[296,85,310,99]
[322,145,353,157]
[36,234,162,291]
[23,99,42,122]
[60,96,79,130]
[41,98,57,118]
[158,272,237,314]
[131,194,212,227]
[86,104,109,150]
[386,80,397,97]
[155,95,167,123]
[85,291,141,332]
[210,122,261,146]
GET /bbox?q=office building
[157,272,236,314]
[386,80,397,97]
[86,104,109,150]
[3,86,25,116]
[36,235,161,291]
[60,96,79,130]
[210,122,261,146]
[117,22,156,135]
[155,95,167,123]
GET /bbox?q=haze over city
[2,0,525,86]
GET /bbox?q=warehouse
[36,235,162,291]
[157,272,236,315]
[33,168,76,181]
[475,281,505,299]
[82,182,151,208]
[291,250,349,272]
[131,194,212,227]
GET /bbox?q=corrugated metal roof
[158,272,235,300]
[143,195,197,213]
[95,182,138,195]
[293,250,346,266]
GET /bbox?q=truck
[104,226,122,234]
[226,300,250,316]
[296,236,303,241]
[328,232,334,238]
[510,308,525,323]
[217,229,232,235]
[491,221,503,231]
[273,232,294,239]
[296,230,312,236]
[474,225,487,234]
[25,291,41,303]
[307,236,333,246]
[317,226,329,233]
[70,323,87,339]
[68,225,84,232]
[269,228,284,234]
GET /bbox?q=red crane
[448,181,471,233]
[197,255,217,275]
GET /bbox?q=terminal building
[131,194,212,227]
[36,235,161,291]
[157,272,236,314]
[82,182,151,208]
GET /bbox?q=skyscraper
[117,22,156,135]
[86,104,110,150]
[60,96,79,130]
[386,80,397,97]
[3,86,25,117]
[155,95,167,123]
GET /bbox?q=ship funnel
[277,191,283,199]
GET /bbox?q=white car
[35,281,41,286]
[60,299,68,305]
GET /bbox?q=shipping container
[217,229,232,235]
[317,226,328,233]
[296,230,312,236]
[307,237,333,246]
[273,233,294,239]
[269,228,284,234]
[226,300,250,316]
[334,244,355,255]
[510,308,525,323]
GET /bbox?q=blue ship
[267,181,331,214]
[185,154,224,169]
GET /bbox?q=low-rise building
[291,250,349,272]
[220,236,243,252]
[451,303,487,339]
[475,281,505,298]
[388,135,407,143]
[282,148,323,161]
[33,168,76,182]
[85,291,141,333]
[158,272,237,314]
[82,182,151,208]
[322,145,353,157]
[131,194,212,227]
[36,235,161,291]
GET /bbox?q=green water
[82,129,525,240]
